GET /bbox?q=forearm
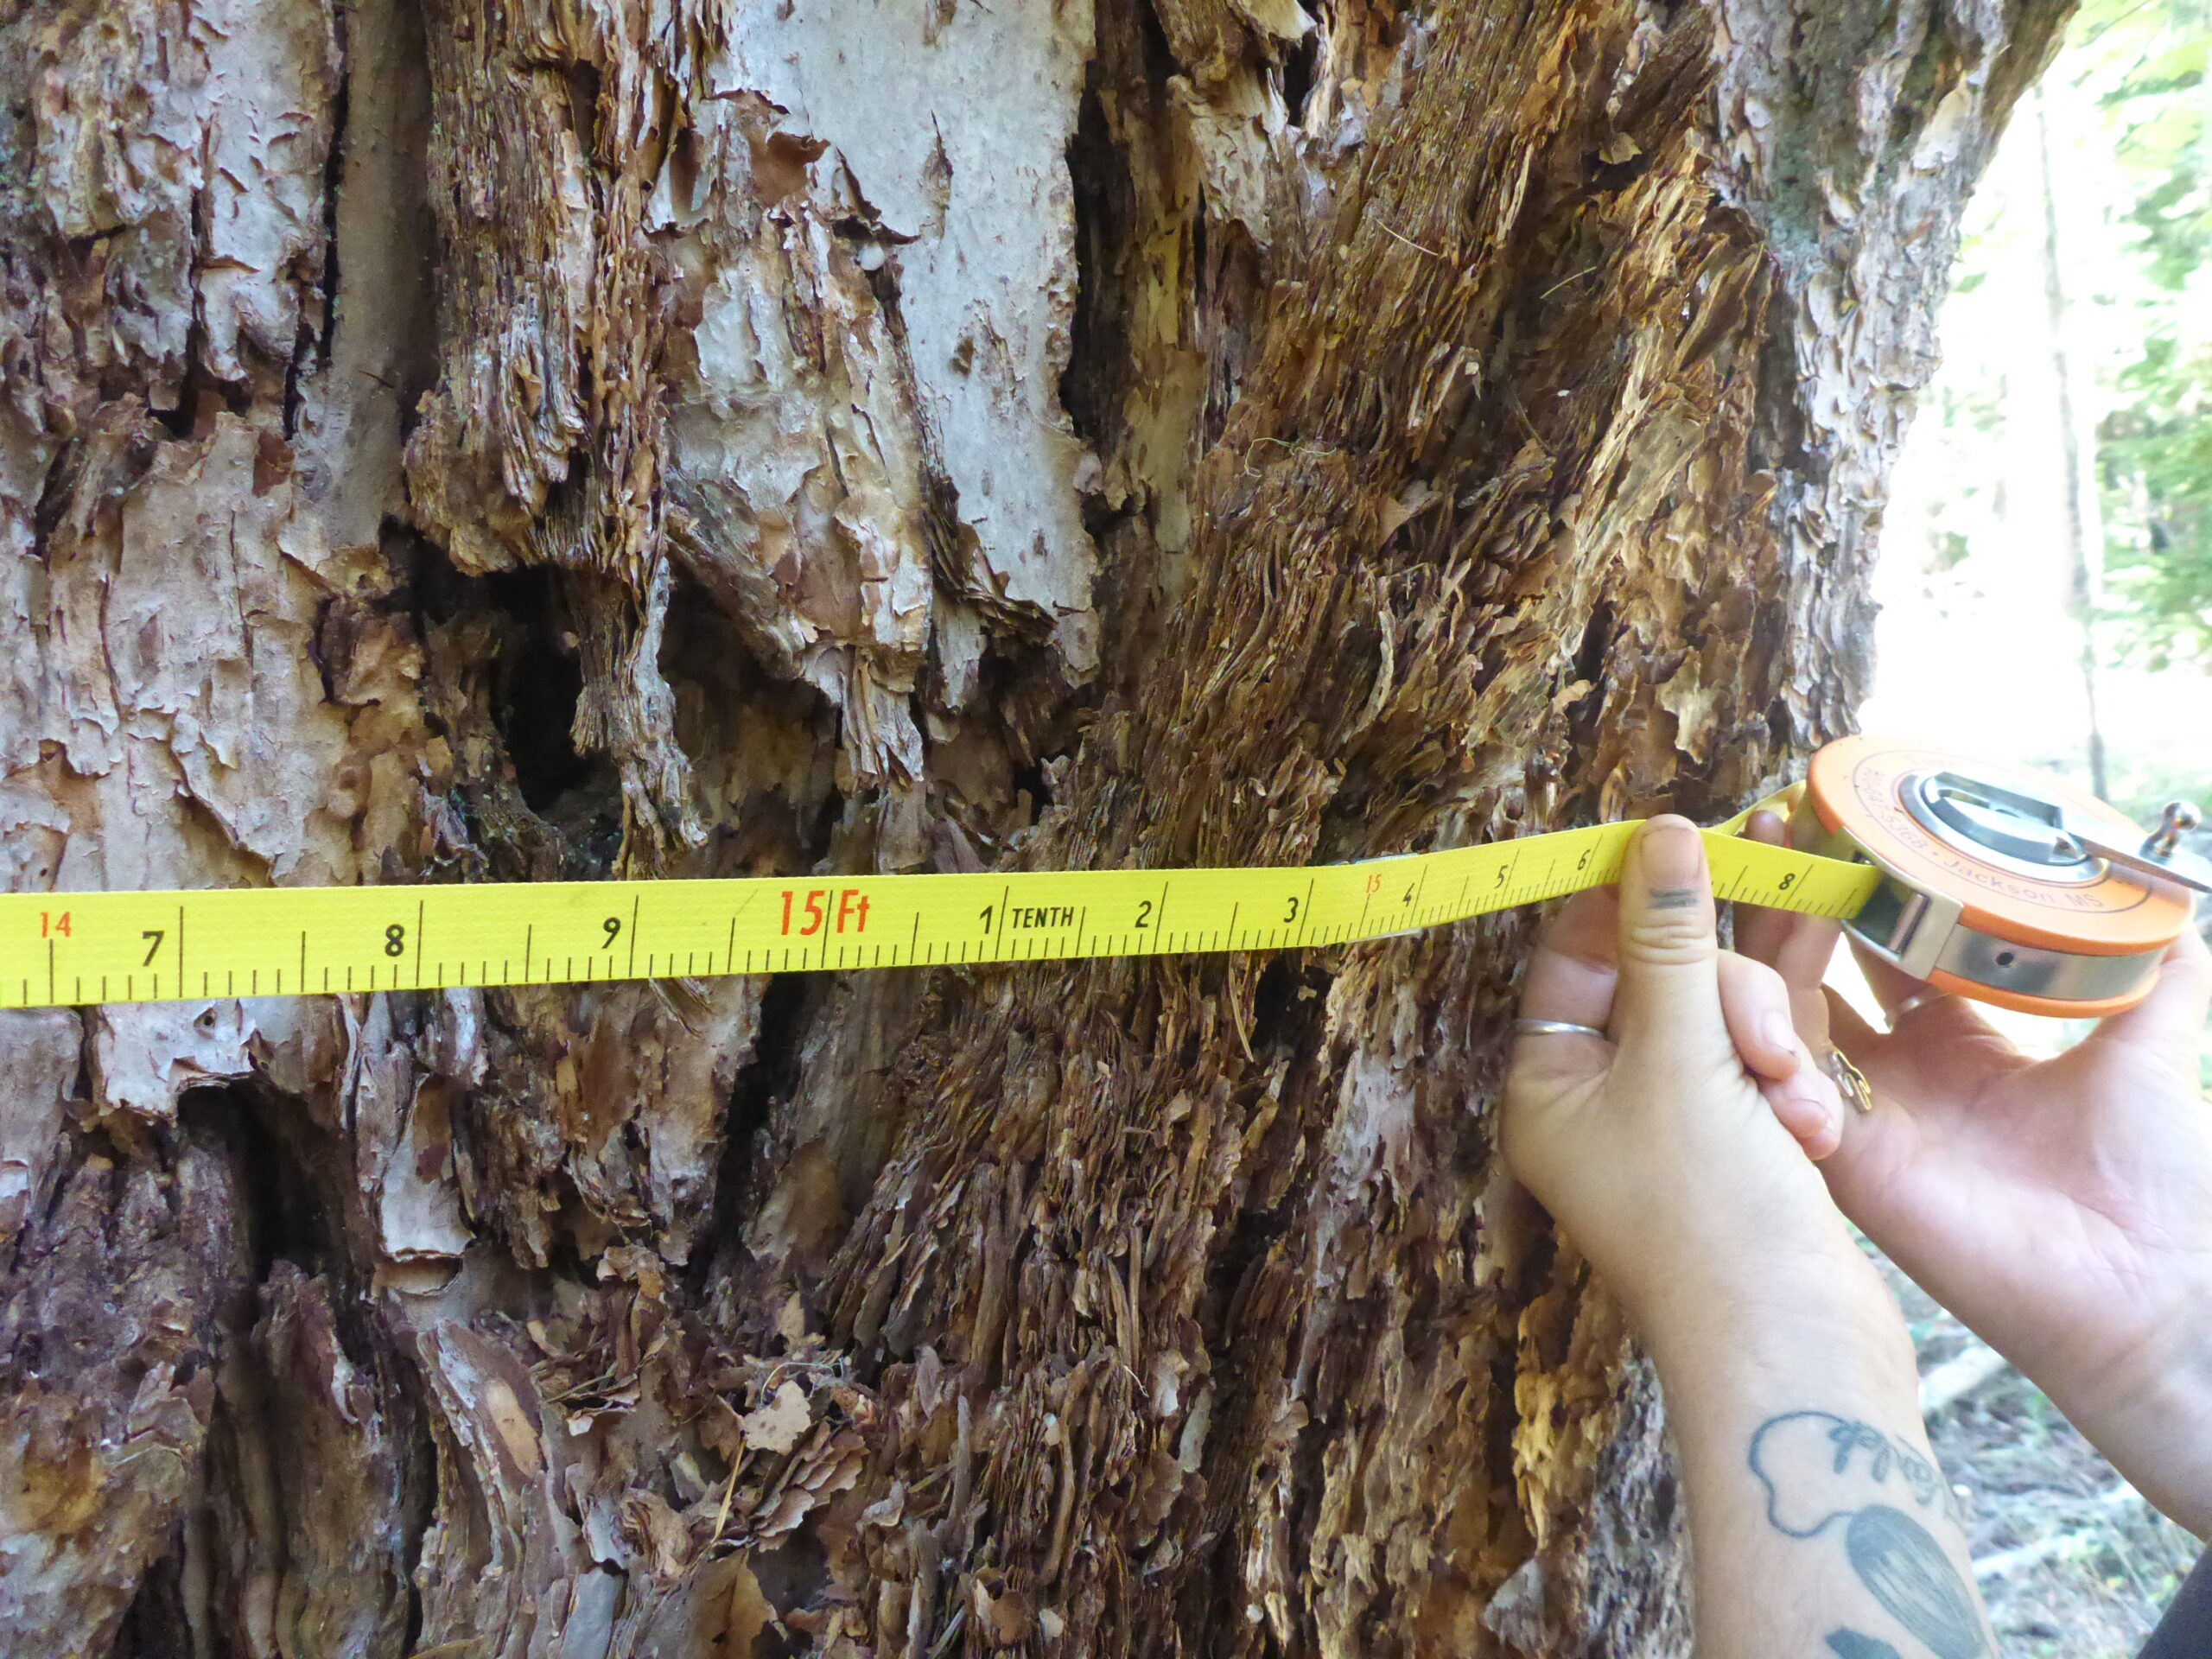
[1641,1262,1993,1659]
[2033,1306,2212,1539]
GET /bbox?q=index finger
[1732,807,1842,994]
[1517,885,1622,1033]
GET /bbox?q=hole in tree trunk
[693,971,816,1303]
[1281,22,1319,127]
[178,1084,337,1283]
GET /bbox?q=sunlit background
[1847,5,2211,1649]
[1869,5,2212,824]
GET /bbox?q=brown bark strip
[405,0,734,861]
[823,10,1751,1651]
[0,0,2069,1655]
[809,3,2070,1654]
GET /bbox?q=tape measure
[0,823,1870,1012]
[0,737,2195,1017]
[1796,735,2210,1017]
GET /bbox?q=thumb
[2091,925,2212,1065]
[1613,816,1726,1056]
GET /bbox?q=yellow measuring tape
[0,817,1877,1010]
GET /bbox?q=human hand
[1738,810,2212,1535]
[1502,817,1888,1350]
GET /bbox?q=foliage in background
[2088,0,2212,668]
[1871,14,2212,1639]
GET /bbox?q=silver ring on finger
[1514,1019,1609,1039]
[1889,987,1950,1026]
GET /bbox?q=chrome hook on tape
[1791,736,2205,1019]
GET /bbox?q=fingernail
[1762,1012,1796,1056]
[1642,817,1705,889]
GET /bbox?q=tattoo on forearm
[1748,1411,1987,1659]
[1827,1632,1902,1659]
[1647,885,1702,910]
[1751,1412,1961,1532]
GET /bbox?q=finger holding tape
[1735,809,1956,1106]
[1516,885,1621,1037]
[1716,950,1808,1082]
[1734,809,1845,993]
[1718,949,1846,1157]
[1611,815,1732,1065]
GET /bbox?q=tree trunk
[0,1,2067,1655]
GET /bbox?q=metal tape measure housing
[1796,737,2196,1017]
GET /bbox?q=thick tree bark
[0,1,2067,1656]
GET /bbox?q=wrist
[1599,1180,1884,1342]
[1637,1250,1921,1415]
[2032,1281,2212,1538]
[1630,1242,1910,1371]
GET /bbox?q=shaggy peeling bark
[0,0,2066,1655]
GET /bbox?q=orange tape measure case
[1792,736,2207,1018]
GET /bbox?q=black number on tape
[141,930,164,967]
[603,916,622,947]
[385,923,406,957]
